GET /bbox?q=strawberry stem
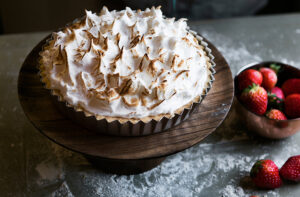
[270,64,281,74]
[243,83,259,93]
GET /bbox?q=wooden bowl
[234,61,300,139]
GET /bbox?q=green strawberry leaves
[270,64,281,74]
[250,160,264,178]
[267,92,284,111]
[243,83,260,94]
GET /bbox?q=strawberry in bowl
[234,61,300,139]
[259,67,278,91]
[240,84,268,115]
[238,69,263,91]
[282,78,300,96]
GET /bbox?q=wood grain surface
[18,35,234,160]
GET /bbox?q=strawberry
[268,94,284,111]
[266,109,287,120]
[271,87,285,100]
[259,67,277,90]
[240,84,268,115]
[250,159,282,189]
[281,78,300,96]
[238,69,263,91]
[280,155,300,182]
[268,87,284,111]
[285,94,300,118]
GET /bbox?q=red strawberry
[266,109,287,120]
[280,155,300,182]
[285,94,300,118]
[271,87,285,100]
[250,159,282,189]
[268,87,285,111]
[240,84,268,115]
[282,78,300,96]
[259,67,277,90]
[238,69,263,91]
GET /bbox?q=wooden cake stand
[18,35,234,174]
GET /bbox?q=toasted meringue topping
[40,6,211,118]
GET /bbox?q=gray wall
[0,0,99,34]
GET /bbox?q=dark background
[0,0,300,34]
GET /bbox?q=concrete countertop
[1,13,300,197]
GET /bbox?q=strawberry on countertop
[259,67,278,90]
[281,78,300,97]
[238,69,263,91]
[266,109,287,120]
[250,159,282,189]
[284,94,300,119]
[240,84,268,115]
[280,155,300,182]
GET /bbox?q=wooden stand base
[86,156,165,175]
[18,35,233,174]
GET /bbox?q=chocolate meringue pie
[39,6,214,131]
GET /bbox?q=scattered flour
[51,182,74,197]
[220,185,248,197]
[220,185,281,197]
[79,137,293,197]
[199,30,263,76]
[35,161,63,182]
[28,28,300,197]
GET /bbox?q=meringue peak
[40,6,211,118]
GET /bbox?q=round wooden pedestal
[18,35,234,174]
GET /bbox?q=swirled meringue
[40,6,212,119]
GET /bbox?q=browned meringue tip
[38,17,216,136]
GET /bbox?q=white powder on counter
[28,29,300,197]
[35,161,63,182]
[200,31,263,75]
[220,185,248,197]
[51,182,74,197]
